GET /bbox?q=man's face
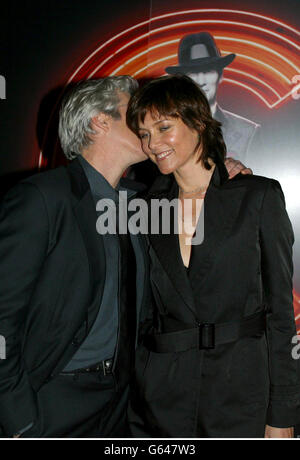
[110,92,148,165]
[187,69,220,104]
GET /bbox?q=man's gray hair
[58,76,139,160]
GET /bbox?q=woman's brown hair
[126,75,226,169]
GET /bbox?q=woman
[126,75,300,438]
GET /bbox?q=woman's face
[138,111,201,175]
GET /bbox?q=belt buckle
[199,323,215,350]
[102,359,113,376]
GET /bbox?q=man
[166,32,260,163]
[0,76,249,438]
[0,77,152,438]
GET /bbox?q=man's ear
[91,113,111,134]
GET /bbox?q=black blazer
[0,158,150,436]
[129,162,300,438]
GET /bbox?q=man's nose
[195,72,206,86]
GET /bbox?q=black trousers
[19,372,130,438]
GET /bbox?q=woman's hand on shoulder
[264,425,294,438]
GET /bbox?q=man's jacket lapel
[67,159,106,330]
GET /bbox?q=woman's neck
[174,157,216,195]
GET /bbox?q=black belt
[145,310,266,353]
[60,358,113,376]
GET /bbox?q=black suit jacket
[0,158,150,436]
[129,162,300,437]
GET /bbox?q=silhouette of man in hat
[166,32,260,163]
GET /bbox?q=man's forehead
[188,69,218,75]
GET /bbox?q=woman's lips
[155,150,173,161]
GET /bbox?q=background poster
[1,0,300,327]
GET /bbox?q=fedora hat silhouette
[165,32,235,74]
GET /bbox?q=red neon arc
[66,9,299,111]
[68,8,300,83]
[294,291,300,334]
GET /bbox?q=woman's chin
[156,162,175,175]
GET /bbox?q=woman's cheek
[141,141,149,156]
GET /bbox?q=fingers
[264,425,294,438]
[241,168,253,175]
[225,157,243,176]
[225,158,252,179]
[224,157,236,173]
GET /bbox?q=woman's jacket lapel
[146,162,247,322]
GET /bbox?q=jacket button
[72,337,80,346]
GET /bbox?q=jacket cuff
[267,385,300,428]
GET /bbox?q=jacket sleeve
[0,182,49,436]
[259,179,300,428]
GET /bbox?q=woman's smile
[155,149,173,161]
